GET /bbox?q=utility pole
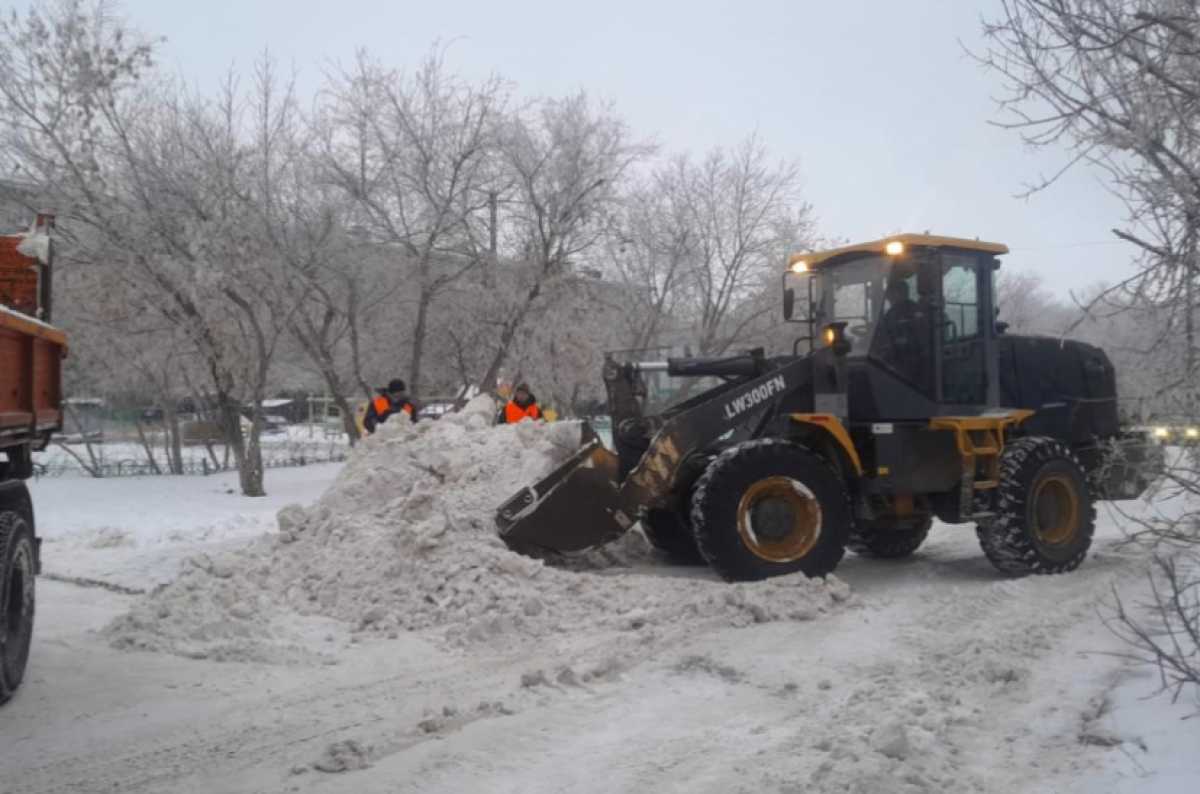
[483,189,498,289]
[1188,237,1196,415]
[488,190,498,261]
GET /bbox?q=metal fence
[32,449,348,479]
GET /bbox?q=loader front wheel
[690,440,851,581]
[976,437,1095,575]
[640,509,703,564]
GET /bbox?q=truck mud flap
[495,439,630,553]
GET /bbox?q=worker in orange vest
[497,383,541,424]
[363,378,417,434]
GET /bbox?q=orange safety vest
[505,400,540,423]
[374,395,413,418]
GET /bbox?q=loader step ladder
[929,413,1033,515]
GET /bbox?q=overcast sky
[115,0,1134,297]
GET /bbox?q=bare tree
[321,49,507,396]
[605,172,694,352]
[975,0,1200,403]
[236,58,370,444]
[994,268,1075,334]
[607,136,814,368]
[474,92,650,393]
[0,3,296,496]
[676,136,814,357]
[976,0,1200,703]
[1106,554,1200,712]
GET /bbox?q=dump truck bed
[0,304,65,446]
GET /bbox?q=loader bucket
[495,432,630,553]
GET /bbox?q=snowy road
[1,467,1197,793]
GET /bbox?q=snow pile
[106,396,850,662]
[16,218,51,264]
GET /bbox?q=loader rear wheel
[690,440,851,581]
[976,437,1095,575]
[640,509,703,563]
[1,508,36,704]
[848,514,932,559]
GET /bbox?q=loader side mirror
[783,287,795,320]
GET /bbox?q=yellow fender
[787,413,863,475]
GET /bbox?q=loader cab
[785,235,1007,421]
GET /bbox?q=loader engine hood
[996,334,1118,442]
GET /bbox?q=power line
[1008,240,1128,252]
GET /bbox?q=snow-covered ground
[30,462,344,590]
[2,427,1197,793]
[34,424,348,475]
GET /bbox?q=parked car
[238,414,289,436]
[417,400,455,421]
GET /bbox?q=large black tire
[1,508,36,704]
[848,514,933,559]
[690,439,852,582]
[977,437,1096,575]
[640,508,704,563]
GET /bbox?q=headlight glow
[823,327,836,346]
[789,260,809,274]
[885,240,905,256]
[1153,426,1170,438]
[1186,427,1199,439]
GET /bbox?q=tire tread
[976,436,1096,575]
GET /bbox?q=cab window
[942,254,980,340]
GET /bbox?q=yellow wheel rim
[1032,473,1080,545]
[736,476,822,562]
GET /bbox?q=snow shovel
[494,423,631,553]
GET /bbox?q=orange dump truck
[0,214,65,704]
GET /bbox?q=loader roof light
[789,260,809,274]
[884,240,905,256]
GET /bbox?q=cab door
[938,252,989,408]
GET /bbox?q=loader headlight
[789,260,809,274]
[1186,427,1199,439]
[1153,426,1169,439]
[822,322,851,356]
[885,240,905,256]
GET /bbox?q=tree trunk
[337,393,359,443]
[478,281,544,394]
[134,419,162,475]
[408,291,432,398]
[163,400,184,474]
[345,278,373,398]
[290,320,361,448]
[217,392,264,496]
[243,411,266,498]
[1186,242,1195,410]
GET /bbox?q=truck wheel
[690,439,851,582]
[977,437,1095,575]
[1,508,36,704]
[848,514,932,559]
[640,509,703,563]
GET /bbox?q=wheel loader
[495,234,1161,581]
